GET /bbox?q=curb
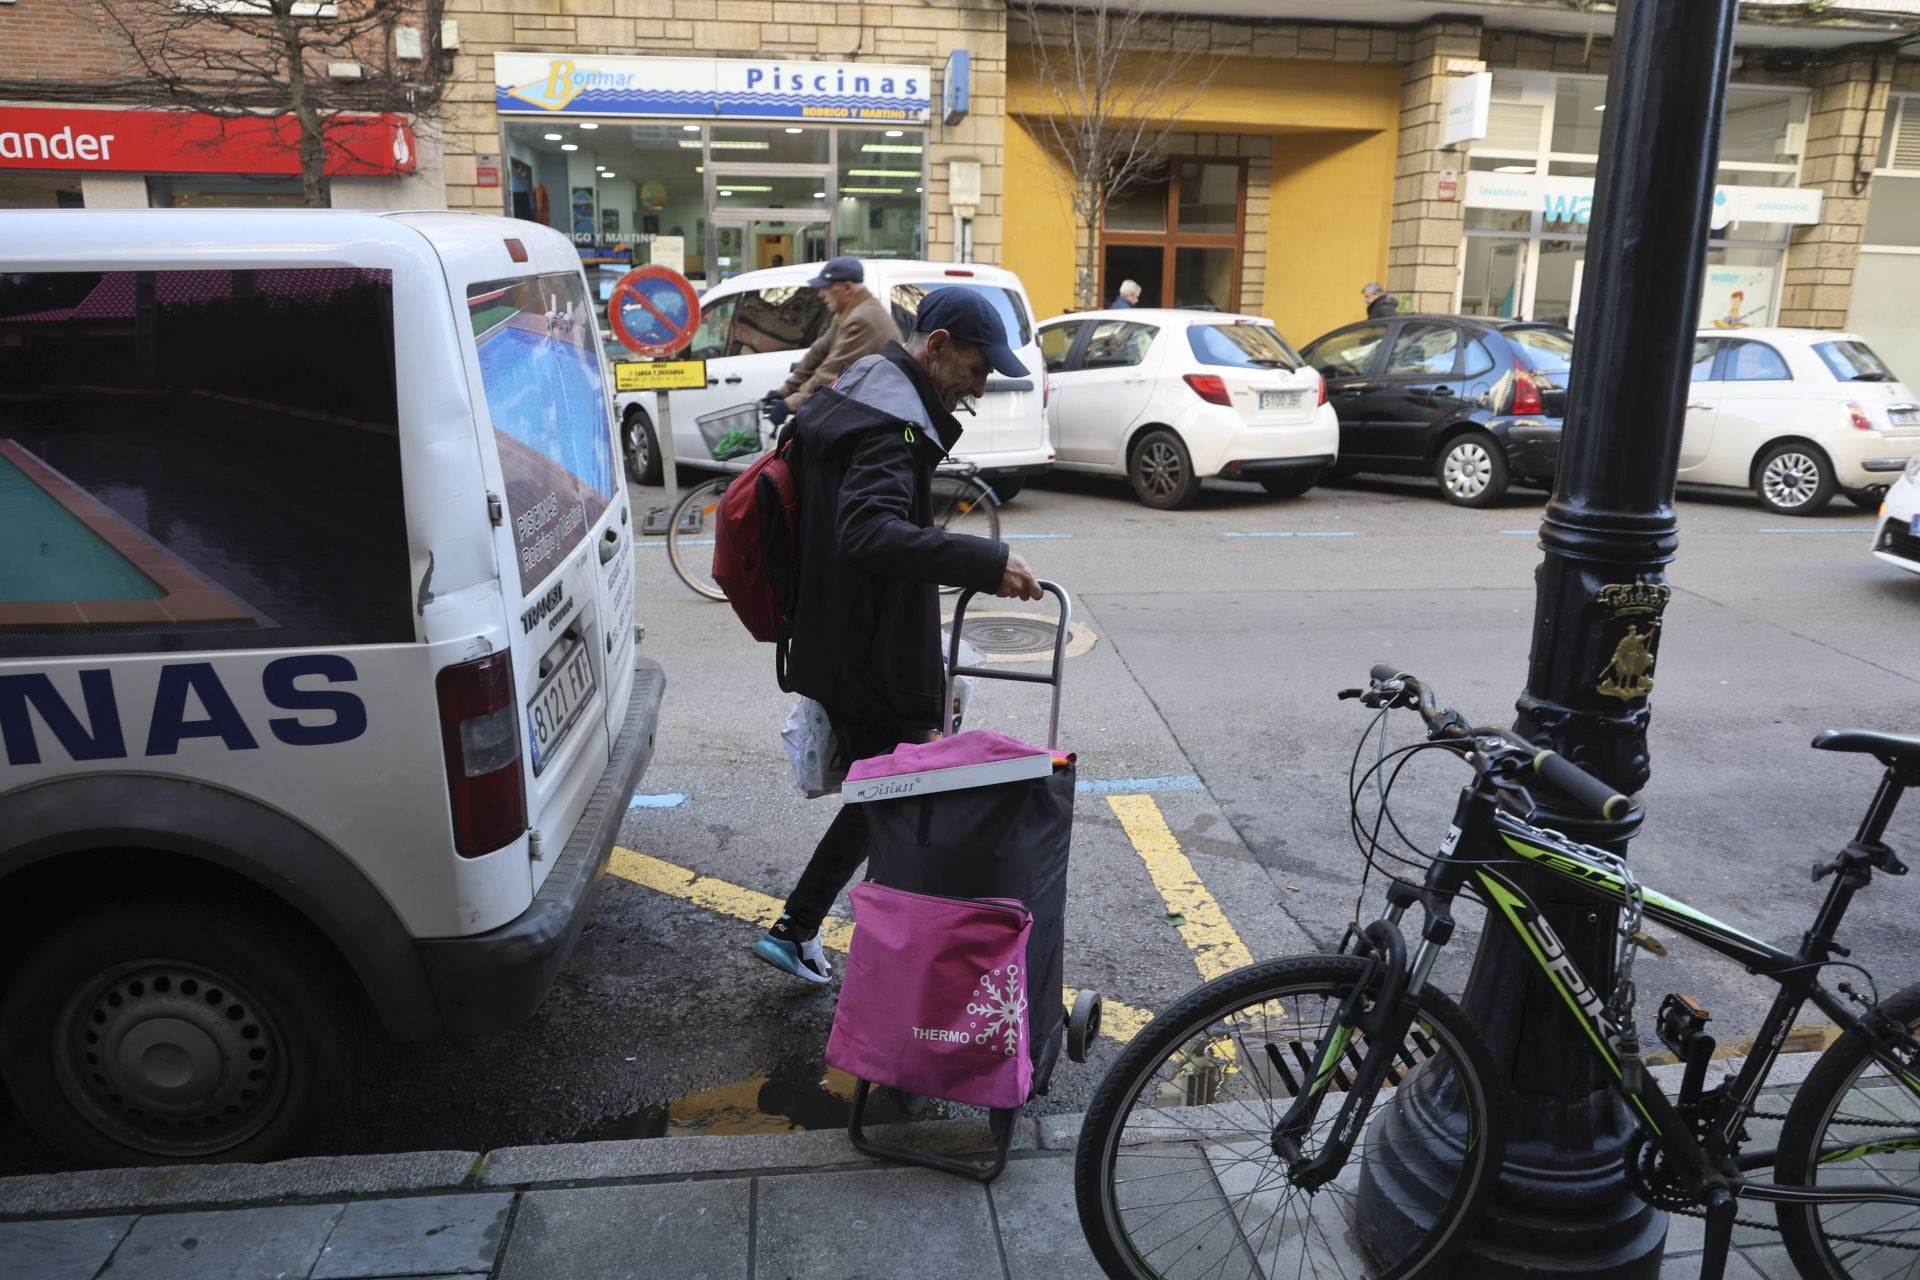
[0,1050,1826,1221]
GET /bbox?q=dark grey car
[1300,315,1575,506]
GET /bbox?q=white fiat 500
[1870,459,1920,575]
[1036,310,1338,509]
[1683,328,1920,515]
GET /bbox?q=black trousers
[781,712,934,937]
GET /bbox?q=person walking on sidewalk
[752,289,1044,984]
[1362,281,1400,320]
[763,256,898,427]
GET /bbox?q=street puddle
[567,1059,933,1142]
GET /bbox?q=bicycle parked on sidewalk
[660,403,1003,599]
[1075,664,1920,1280]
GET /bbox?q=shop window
[1041,321,1084,371]
[1080,321,1157,369]
[1101,158,1244,312]
[1719,87,1807,165]
[1385,324,1460,377]
[715,124,828,165]
[1549,78,1608,156]
[0,269,408,657]
[838,129,925,261]
[728,287,829,358]
[1720,340,1791,382]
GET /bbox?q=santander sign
[0,107,416,177]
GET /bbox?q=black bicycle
[1076,664,1920,1279]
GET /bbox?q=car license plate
[1892,408,1919,426]
[528,642,596,776]
[1260,390,1305,411]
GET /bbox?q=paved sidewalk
[0,1059,1823,1279]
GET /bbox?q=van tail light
[1512,364,1545,416]
[1184,373,1233,406]
[1846,401,1875,432]
[1317,372,1328,406]
[435,651,527,857]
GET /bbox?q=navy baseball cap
[806,256,863,287]
[914,287,1028,378]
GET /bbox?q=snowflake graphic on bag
[966,964,1027,1057]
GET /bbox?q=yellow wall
[1265,128,1398,347]
[1003,54,1399,335]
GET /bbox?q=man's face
[921,330,991,411]
[820,280,855,314]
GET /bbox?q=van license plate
[528,643,596,776]
[1260,391,1305,411]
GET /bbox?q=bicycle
[1075,663,1920,1280]
[662,422,1002,600]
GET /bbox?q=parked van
[0,211,665,1167]
[613,260,1054,499]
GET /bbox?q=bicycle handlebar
[1358,664,1631,821]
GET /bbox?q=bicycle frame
[1376,776,1920,1216]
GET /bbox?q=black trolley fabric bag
[844,582,1101,1183]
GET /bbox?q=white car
[1870,459,1920,575]
[1682,328,1920,515]
[1036,309,1337,508]
[612,260,1053,499]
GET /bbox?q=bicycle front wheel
[929,474,999,594]
[1776,981,1920,1278]
[665,475,731,601]
[1074,955,1504,1280]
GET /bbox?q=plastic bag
[782,696,846,798]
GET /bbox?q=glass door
[712,216,830,281]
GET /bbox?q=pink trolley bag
[825,582,1102,1183]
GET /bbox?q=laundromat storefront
[491,53,931,299]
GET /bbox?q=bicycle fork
[1272,906,1448,1189]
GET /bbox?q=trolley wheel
[1067,989,1102,1063]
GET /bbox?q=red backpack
[711,426,802,684]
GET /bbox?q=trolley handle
[944,580,1071,749]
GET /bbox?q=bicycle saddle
[1812,729,1920,775]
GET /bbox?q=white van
[0,210,665,1167]
[613,260,1054,499]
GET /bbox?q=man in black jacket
[752,289,1042,984]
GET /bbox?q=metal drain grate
[959,615,1061,658]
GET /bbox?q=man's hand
[763,392,791,428]
[996,550,1042,601]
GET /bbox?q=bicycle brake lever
[1337,688,1364,701]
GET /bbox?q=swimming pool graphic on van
[469,274,616,592]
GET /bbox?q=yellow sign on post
[613,360,708,393]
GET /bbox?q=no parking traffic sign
[608,264,700,357]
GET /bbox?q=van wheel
[1129,429,1200,509]
[623,405,662,487]
[0,898,358,1167]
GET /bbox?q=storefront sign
[0,107,416,176]
[494,53,930,124]
[608,265,701,357]
[651,235,686,274]
[943,49,971,125]
[1464,169,1823,227]
[1701,265,1777,329]
[613,359,707,392]
[1437,169,1458,202]
[475,152,501,188]
[1441,72,1492,148]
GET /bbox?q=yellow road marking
[1108,794,1254,982]
[608,847,1153,1045]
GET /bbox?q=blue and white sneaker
[752,930,832,985]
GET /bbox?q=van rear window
[0,268,410,659]
[466,273,616,592]
[891,283,1033,347]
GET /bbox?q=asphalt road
[3,467,1915,1174]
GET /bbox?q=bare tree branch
[1013,0,1226,309]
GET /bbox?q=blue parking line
[628,792,688,809]
[1501,529,1538,536]
[1756,528,1871,535]
[1076,775,1205,794]
[1002,533,1075,540]
[1221,530,1362,539]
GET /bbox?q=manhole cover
[961,615,1059,657]
[952,612,1098,663]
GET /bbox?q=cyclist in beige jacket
[763,256,900,426]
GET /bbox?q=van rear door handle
[723,376,743,385]
[599,526,620,564]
